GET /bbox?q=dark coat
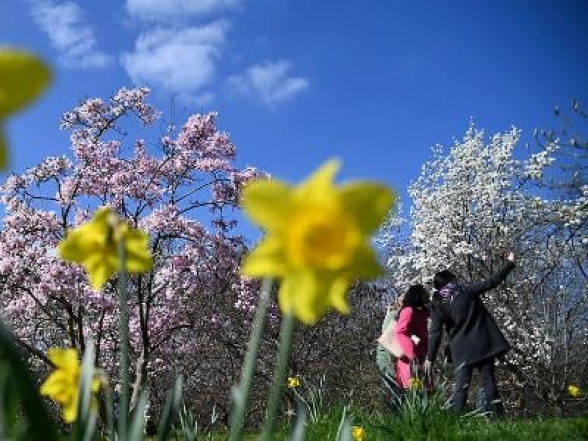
[426,261,515,367]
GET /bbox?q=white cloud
[227,60,309,106]
[121,22,228,100]
[126,0,239,22]
[30,0,112,69]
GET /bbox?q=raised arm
[466,253,516,296]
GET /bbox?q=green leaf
[289,398,308,441]
[335,405,352,441]
[156,375,183,441]
[0,319,58,441]
[0,362,11,440]
[75,341,97,441]
[178,402,198,441]
[128,389,149,441]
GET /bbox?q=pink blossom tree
[0,87,262,413]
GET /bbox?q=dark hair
[433,270,456,290]
[402,284,429,309]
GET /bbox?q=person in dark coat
[424,251,516,415]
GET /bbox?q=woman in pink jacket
[394,284,430,390]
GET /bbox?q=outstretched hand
[506,251,516,263]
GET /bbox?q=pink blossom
[0,87,263,393]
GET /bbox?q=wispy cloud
[121,22,228,101]
[30,0,112,69]
[226,60,309,106]
[125,0,239,22]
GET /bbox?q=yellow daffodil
[40,348,100,423]
[241,159,394,324]
[409,377,423,391]
[287,376,301,389]
[352,425,366,441]
[0,48,52,169]
[568,384,582,398]
[59,207,153,289]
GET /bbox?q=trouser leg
[478,357,504,415]
[451,363,473,410]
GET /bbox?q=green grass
[119,410,588,440]
[222,407,588,441]
[294,406,588,441]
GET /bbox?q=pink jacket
[394,306,429,389]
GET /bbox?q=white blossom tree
[381,124,587,413]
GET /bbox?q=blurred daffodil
[568,384,582,398]
[40,348,100,423]
[241,158,394,324]
[0,48,52,169]
[409,377,423,390]
[287,376,301,389]
[352,425,366,441]
[59,207,153,289]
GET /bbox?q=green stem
[117,239,130,438]
[228,279,273,441]
[261,312,295,440]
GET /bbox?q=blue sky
[2,0,588,233]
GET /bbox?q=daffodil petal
[58,224,102,263]
[280,271,331,325]
[124,230,153,273]
[88,259,117,290]
[242,179,294,231]
[295,158,341,201]
[0,48,52,118]
[40,371,71,397]
[329,276,351,314]
[349,243,384,279]
[340,182,395,234]
[47,348,79,371]
[83,250,117,289]
[278,275,296,317]
[59,208,112,262]
[297,272,330,323]
[242,236,288,277]
[63,393,79,423]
